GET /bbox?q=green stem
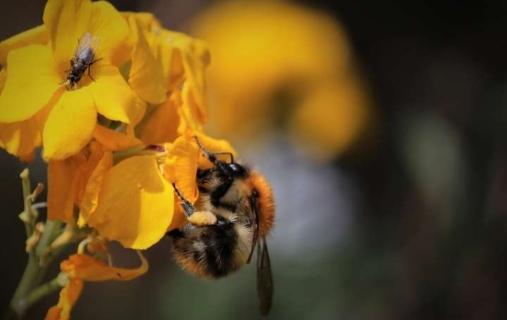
[35,220,63,266]
[19,169,33,238]
[112,145,146,164]
[9,254,48,317]
[23,273,67,310]
[7,170,73,319]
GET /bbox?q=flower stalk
[8,169,72,319]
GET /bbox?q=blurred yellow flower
[45,252,147,320]
[288,80,370,157]
[0,0,144,160]
[191,0,371,160]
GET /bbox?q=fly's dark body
[66,33,98,89]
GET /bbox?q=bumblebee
[169,138,275,315]
[65,32,99,89]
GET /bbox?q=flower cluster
[0,0,235,318]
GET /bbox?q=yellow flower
[47,140,173,250]
[191,1,371,160]
[45,252,147,320]
[0,0,144,160]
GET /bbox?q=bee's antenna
[193,136,218,165]
[172,183,195,217]
[193,136,235,164]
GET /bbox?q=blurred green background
[2,0,507,319]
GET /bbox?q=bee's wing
[257,237,273,316]
[247,193,260,264]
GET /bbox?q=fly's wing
[257,237,273,316]
[76,32,99,61]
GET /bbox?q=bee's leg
[172,183,217,226]
[187,211,217,226]
[172,183,195,217]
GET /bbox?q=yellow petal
[161,33,209,132]
[167,205,186,232]
[163,136,199,203]
[149,30,182,88]
[78,148,113,227]
[195,132,237,169]
[90,64,145,125]
[0,68,6,90]
[45,278,83,320]
[0,25,49,66]
[122,12,161,33]
[0,106,48,162]
[137,95,179,146]
[180,40,209,124]
[47,153,87,223]
[89,1,131,66]
[178,83,204,133]
[92,125,142,152]
[127,16,166,105]
[0,45,61,122]
[0,71,48,162]
[43,88,96,160]
[61,252,148,282]
[43,0,93,72]
[88,155,174,249]
[72,142,108,205]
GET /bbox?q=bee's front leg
[172,183,217,226]
[187,211,217,226]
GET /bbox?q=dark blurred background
[2,1,507,319]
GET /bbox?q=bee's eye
[197,169,211,180]
[228,163,246,177]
